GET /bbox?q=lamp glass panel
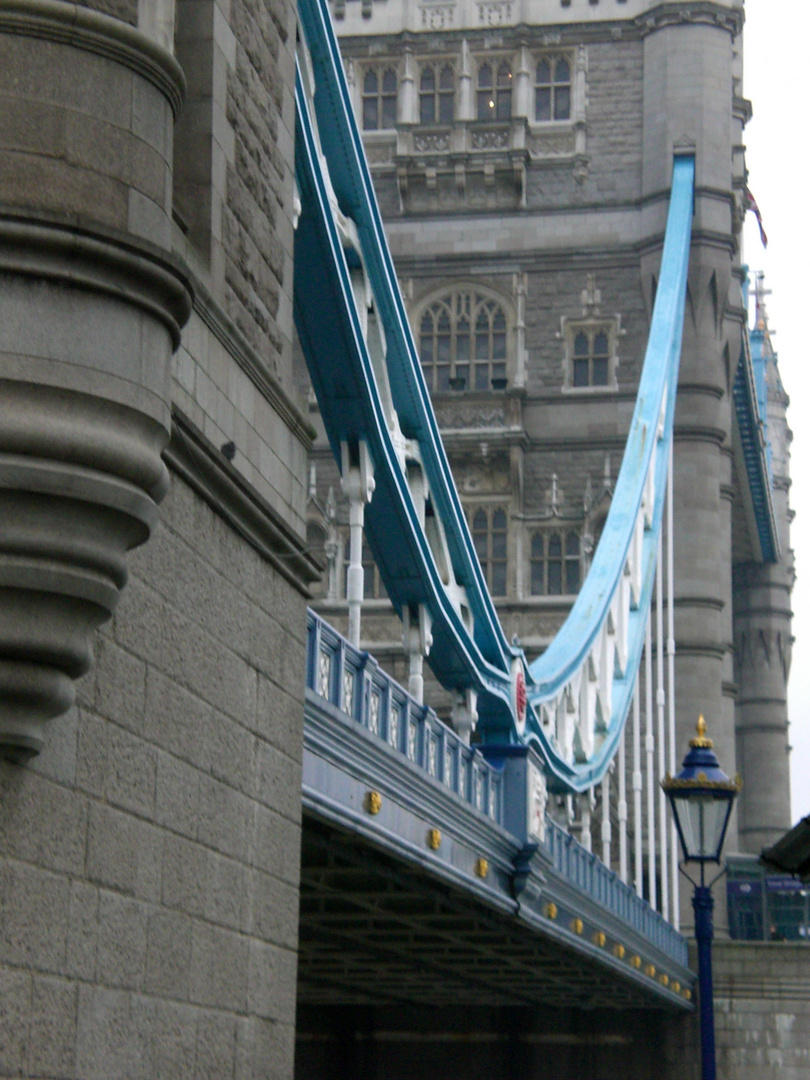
[675,792,732,860]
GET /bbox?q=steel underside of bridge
[301,663,693,1012]
[298,818,687,1011]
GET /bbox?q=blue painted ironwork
[694,885,717,1080]
[307,608,503,822]
[523,155,694,789]
[292,0,695,791]
[305,610,690,974]
[545,820,686,962]
[736,322,778,561]
[293,0,518,725]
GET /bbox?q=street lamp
[662,716,740,1080]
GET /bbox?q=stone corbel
[451,687,478,744]
[397,167,409,212]
[455,163,466,198]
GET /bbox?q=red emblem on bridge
[513,663,527,729]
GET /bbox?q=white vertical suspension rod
[656,535,669,922]
[667,446,680,930]
[618,724,628,884]
[632,681,643,897]
[601,769,612,869]
[645,617,657,911]
[581,792,593,854]
[341,442,375,649]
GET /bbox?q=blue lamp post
[662,717,740,1080]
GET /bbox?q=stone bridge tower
[0,0,316,1073]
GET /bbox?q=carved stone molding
[418,0,456,29]
[0,2,190,759]
[191,276,315,453]
[0,217,191,760]
[637,2,743,38]
[435,403,508,429]
[0,0,186,115]
[365,141,396,165]
[166,409,322,598]
[476,0,513,26]
[471,128,509,150]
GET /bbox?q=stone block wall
[713,941,810,1079]
[0,472,308,1078]
[525,39,644,210]
[174,0,298,394]
[222,0,294,371]
[0,0,313,1071]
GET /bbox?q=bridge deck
[302,611,693,1009]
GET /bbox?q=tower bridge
[290,0,700,996]
[0,0,801,1076]
[301,609,691,1011]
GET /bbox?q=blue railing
[546,819,688,964]
[307,609,503,824]
[305,611,688,970]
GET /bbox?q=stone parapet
[712,941,810,1079]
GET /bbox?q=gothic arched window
[535,55,571,122]
[420,63,455,124]
[363,67,398,130]
[471,506,508,596]
[530,530,580,595]
[418,291,509,392]
[477,60,512,120]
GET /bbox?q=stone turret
[0,0,191,757]
[733,276,793,850]
[640,1,744,862]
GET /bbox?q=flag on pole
[745,188,768,248]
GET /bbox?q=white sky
[742,2,810,824]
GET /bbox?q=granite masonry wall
[0,0,312,1070]
[0,474,308,1077]
[713,942,810,1079]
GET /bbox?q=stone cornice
[673,595,726,612]
[671,640,727,660]
[0,210,192,348]
[337,1,742,51]
[0,0,186,115]
[636,1,743,38]
[672,423,727,446]
[166,408,322,597]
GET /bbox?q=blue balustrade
[307,609,503,825]
[546,819,688,964]
[306,610,688,969]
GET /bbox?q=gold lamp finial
[690,715,713,749]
